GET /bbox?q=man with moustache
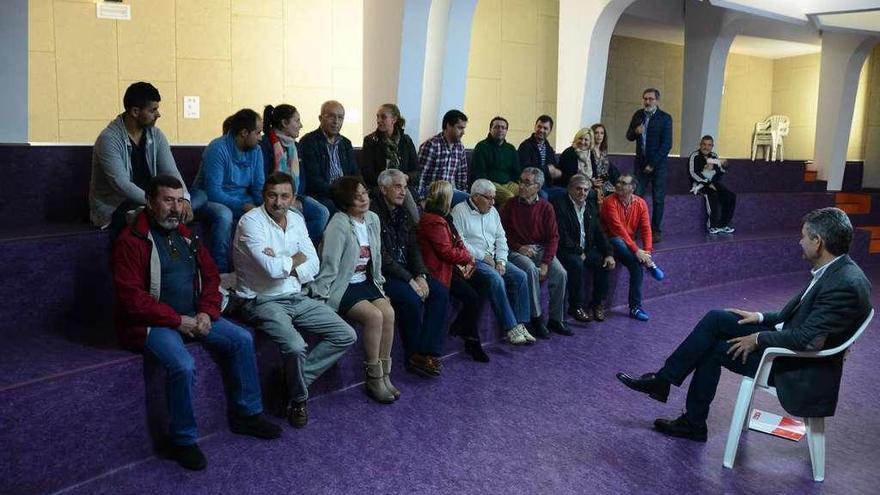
[472,116,521,207]
[626,88,673,243]
[113,175,281,471]
[90,82,193,230]
[233,172,356,428]
[299,100,359,213]
[191,108,266,272]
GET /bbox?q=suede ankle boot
[380,358,401,400]
[364,361,395,404]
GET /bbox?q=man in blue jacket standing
[192,109,265,272]
[626,88,673,243]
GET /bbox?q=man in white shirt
[451,179,533,345]
[233,172,356,429]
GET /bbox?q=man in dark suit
[626,88,673,243]
[617,207,872,441]
[552,174,615,323]
[299,100,359,213]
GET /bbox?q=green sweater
[472,136,520,184]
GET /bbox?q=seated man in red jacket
[113,175,281,471]
[600,173,664,321]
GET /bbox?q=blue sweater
[193,134,265,217]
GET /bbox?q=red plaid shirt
[417,133,469,197]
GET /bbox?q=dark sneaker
[548,319,573,336]
[464,340,490,362]
[592,304,607,322]
[288,401,308,429]
[629,307,650,321]
[230,412,283,439]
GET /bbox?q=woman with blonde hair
[558,127,595,187]
[417,181,488,362]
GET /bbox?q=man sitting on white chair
[615,207,871,441]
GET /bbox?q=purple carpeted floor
[55,267,880,495]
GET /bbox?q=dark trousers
[658,310,764,425]
[703,184,736,228]
[634,162,667,233]
[385,276,449,356]
[558,249,609,309]
[449,275,482,341]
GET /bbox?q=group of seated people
[90,82,748,471]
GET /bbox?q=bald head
[319,100,345,138]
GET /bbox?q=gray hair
[521,167,545,187]
[568,174,590,188]
[377,168,406,187]
[802,207,853,256]
[470,179,496,196]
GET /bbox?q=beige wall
[601,35,683,156]
[864,45,880,187]
[28,0,364,144]
[463,0,558,149]
[716,53,773,158]
[769,53,820,160]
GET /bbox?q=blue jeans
[470,260,529,330]
[144,318,262,446]
[191,189,234,273]
[609,237,643,309]
[298,195,330,243]
[634,163,667,233]
[384,276,450,356]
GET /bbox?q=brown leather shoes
[592,304,606,321]
[568,307,592,323]
[426,356,443,376]
[407,354,436,377]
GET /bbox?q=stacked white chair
[751,115,790,162]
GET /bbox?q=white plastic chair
[751,115,790,162]
[722,308,874,482]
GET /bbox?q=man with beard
[90,82,193,230]
[191,109,266,272]
[418,109,471,206]
[113,175,281,471]
[233,172,356,428]
[518,115,566,202]
[472,116,520,207]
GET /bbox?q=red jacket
[600,193,653,253]
[418,212,474,287]
[112,211,222,351]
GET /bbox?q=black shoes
[287,401,308,429]
[166,443,207,471]
[530,318,550,339]
[616,372,670,403]
[654,414,708,442]
[548,319,573,336]
[230,412,283,439]
[568,307,592,323]
[464,340,490,362]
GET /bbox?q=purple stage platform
[0,144,877,494]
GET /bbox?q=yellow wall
[863,46,880,187]
[463,0,558,149]
[28,0,364,144]
[601,35,683,156]
[716,53,774,158]
[769,53,820,160]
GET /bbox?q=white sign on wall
[96,2,131,21]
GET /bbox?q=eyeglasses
[519,181,538,187]
[477,193,496,202]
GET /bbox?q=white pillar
[363,0,406,133]
[0,0,27,143]
[680,1,732,151]
[556,0,636,147]
[813,32,878,190]
[397,0,434,143]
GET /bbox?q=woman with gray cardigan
[310,176,399,404]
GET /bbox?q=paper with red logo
[748,408,806,441]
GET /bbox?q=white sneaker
[507,326,527,345]
[708,227,722,235]
[518,324,537,343]
[722,226,735,233]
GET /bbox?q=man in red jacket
[501,167,571,337]
[113,175,281,471]
[600,173,664,321]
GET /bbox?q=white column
[363,0,406,132]
[556,0,636,147]
[813,32,878,190]
[397,0,434,143]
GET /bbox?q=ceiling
[613,14,822,59]
[711,0,880,33]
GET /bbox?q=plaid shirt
[417,133,468,198]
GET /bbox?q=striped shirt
[325,139,343,183]
[417,133,469,198]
